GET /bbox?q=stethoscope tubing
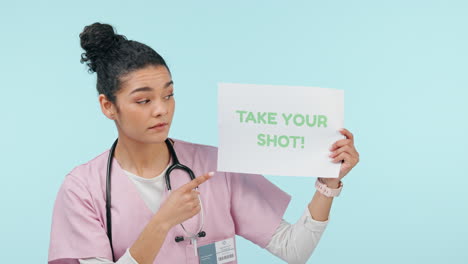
[105,138,205,261]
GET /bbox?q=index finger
[180,172,214,192]
[339,128,354,142]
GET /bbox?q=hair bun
[80,22,126,72]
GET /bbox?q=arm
[126,172,214,264]
[77,206,172,264]
[79,249,138,264]
[79,172,214,264]
[307,180,339,221]
[265,211,328,264]
[265,128,359,263]
[127,214,171,264]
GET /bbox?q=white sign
[217,83,345,178]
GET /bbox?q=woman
[48,22,359,264]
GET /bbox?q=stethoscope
[105,138,206,261]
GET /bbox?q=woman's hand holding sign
[308,128,359,221]
[322,128,359,188]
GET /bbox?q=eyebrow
[128,80,174,95]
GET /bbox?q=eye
[136,99,150,105]
[164,93,175,100]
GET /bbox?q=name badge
[198,237,236,264]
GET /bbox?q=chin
[127,135,165,145]
[148,133,170,143]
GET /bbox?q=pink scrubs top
[48,138,291,264]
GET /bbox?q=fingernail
[208,172,214,177]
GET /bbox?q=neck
[114,133,171,179]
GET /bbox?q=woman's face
[104,65,175,144]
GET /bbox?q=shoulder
[171,138,218,160]
[63,149,110,191]
[170,138,223,184]
[171,137,218,152]
[52,149,110,219]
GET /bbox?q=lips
[149,123,167,129]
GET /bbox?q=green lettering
[282,113,292,126]
[257,133,266,146]
[268,112,278,125]
[266,134,277,147]
[257,112,267,124]
[306,115,317,127]
[293,114,305,126]
[317,115,328,127]
[245,112,256,123]
[235,110,247,123]
[278,136,289,147]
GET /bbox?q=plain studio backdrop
[0,0,466,263]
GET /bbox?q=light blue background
[1,0,467,263]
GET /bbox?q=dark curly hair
[79,22,170,106]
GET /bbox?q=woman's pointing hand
[157,172,214,229]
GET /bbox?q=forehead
[118,65,172,93]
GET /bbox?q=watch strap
[315,178,343,197]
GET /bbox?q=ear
[98,94,117,120]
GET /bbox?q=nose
[151,99,169,117]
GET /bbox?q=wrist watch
[315,178,343,197]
